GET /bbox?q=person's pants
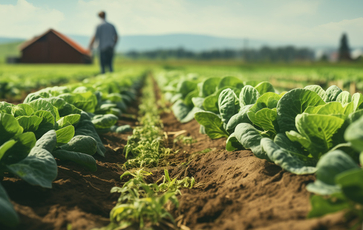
[100,47,114,74]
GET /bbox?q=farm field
[2,59,363,95]
[2,0,363,229]
[1,61,363,230]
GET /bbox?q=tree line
[123,46,314,62]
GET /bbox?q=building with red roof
[19,29,92,64]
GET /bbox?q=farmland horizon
[1,32,362,53]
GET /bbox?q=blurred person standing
[89,11,118,74]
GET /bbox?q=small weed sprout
[107,169,195,229]
[123,77,166,169]
[173,135,197,146]
[104,77,195,229]
[157,169,195,195]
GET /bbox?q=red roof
[20,29,91,56]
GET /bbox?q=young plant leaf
[57,114,81,128]
[248,108,279,137]
[291,113,344,159]
[0,140,17,163]
[226,105,252,133]
[261,137,316,174]
[325,85,342,102]
[0,102,14,114]
[45,97,82,117]
[336,91,351,106]
[58,91,98,113]
[226,133,244,151]
[55,125,75,145]
[7,147,57,188]
[60,135,97,155]
[1,132,36,165]
[304,85,328,102]
[11,104,34,117]
[336,169,363,204]
[277,89,325,133]
[306,150,358,195]
[172,99,191,122]
[34,130,57,153]
[345,116,363,152]
[255,81,275,95]
[180,107,202,123]
[28,99,60,123]
[176,80,197,98]
[0,113,23,145]
[218,88,238,125]
[92,114,118,129]
[308,193,350,218]
[239,85,259,107]
[234,123,268,160]
[75,112,106,157]
[52,149,97,172]
[217,76,244,90]
[16,115,43,132]
[194,111,229,139]
[203,93,219,113]
[200,77,220,97]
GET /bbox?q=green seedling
[123,77,167,169]
[173,135,197,146]
[157,169,195,195]
[108,169,182,229]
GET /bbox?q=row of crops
[2,64,363,100]
[102,76,194,229]
[2,64,363,228]
[0,65,103,99]
[0,69,145,227]
[157,70,363,222]
[180,65,363,93]
[1,67,197,229]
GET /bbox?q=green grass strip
[123,76,167,169]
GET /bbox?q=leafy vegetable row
[158,71,363,220]
[0,65,100,99]
[0,71,145,228]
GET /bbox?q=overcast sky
[1,0,362,47]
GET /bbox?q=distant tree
[123,46,314,62]
[126,50,139,59]
[338,33,351,61]
[320,53,329,62]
